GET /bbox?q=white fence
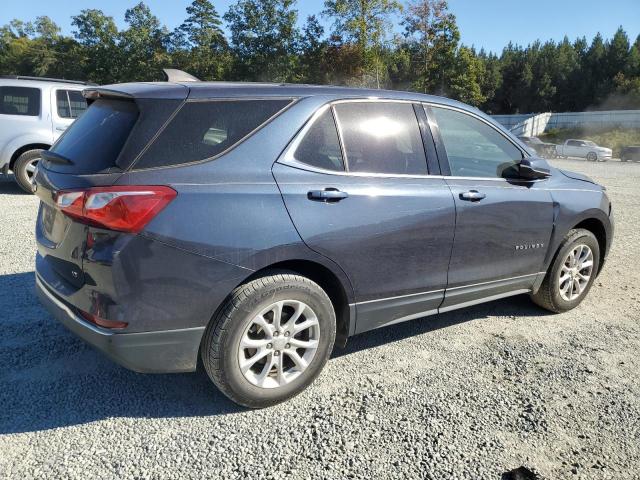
[493,110,640,133]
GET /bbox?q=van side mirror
[517,158,551,180]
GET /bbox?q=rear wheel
[13,149,42,193]
[531,229,600,313]
[586,152,598,162]
[201,272,336,408]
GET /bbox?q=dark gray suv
[34,81,613,407]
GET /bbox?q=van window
[134,99,292,169]
[293,109,344,171]
[333,102,427,175]
[47,99,139,174]
[56,90,88,119]
[0,86,41,116]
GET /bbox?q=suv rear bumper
[36,275,204,373]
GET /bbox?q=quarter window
[56,90,88,119]
[0,86,41,116]
[135,99,292,169]
[293,109,344,171]
[334,102,427,175]
[431,107,523,178]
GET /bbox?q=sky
[0,0,638,54]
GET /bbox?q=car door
[273,101,456,333]
[51,89,87,140]
[567,140,583,157]
[426,105,554,310]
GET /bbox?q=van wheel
[531,229,600,313]
[13,149,43,193]
[586,152,598,162]
[201,272,336,408]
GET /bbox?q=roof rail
[0,75,95,86]
[162,69,200,82]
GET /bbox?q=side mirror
[518,157,551,180]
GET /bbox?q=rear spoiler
[83,88,134,101]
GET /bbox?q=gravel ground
[0,159,639,480]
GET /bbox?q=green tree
[299,15,329,84]
[449,46,485,106]
[402,0,459,94]
[71,9,120,83]
[172,0,229,79]
[119,2,171,81]
[224,0,300,82]
[477,50,502,113]
[323,0,401,87]
[584,33,608,106]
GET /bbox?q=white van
[0,76,90,192]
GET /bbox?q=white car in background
[0,76,89,192]
[555,139,612,162]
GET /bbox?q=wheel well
[245,260,352,348]
[573,218,607,271]
[9,144,50,170]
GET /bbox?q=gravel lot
[1,159,639,479]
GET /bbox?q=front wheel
[13,149,43,193]
[531,229,600,313]
[201,272,336,408]
[586,152,598,162]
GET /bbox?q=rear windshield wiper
[41,150,74,165]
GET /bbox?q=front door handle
[307,188,349,202]
[459,190,486,202]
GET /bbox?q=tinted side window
[0,87,40,116]
[334,103,427,175]
[567,140,579,146]
[293,109,344,171]
[135,99,292,169]
[57,90,88,119]
[56,90,88,119]
[431,107,523,178]
[56,90,71,118]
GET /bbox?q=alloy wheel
[558,244,594,301]
[25,158,39,180]
[238,300,320,389]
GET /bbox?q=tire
[531,229,600,313]
[201,272,336,408]
[13,149,43,193]
[586,152,598,162]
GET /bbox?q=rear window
[0,86,41,116]
[48,99,138,174]
[133,99,292,169]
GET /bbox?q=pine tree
[172,0,228,80]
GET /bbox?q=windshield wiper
[41,150,74,165]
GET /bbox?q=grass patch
[540,127,640,157]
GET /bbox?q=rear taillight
[54,186,176,233]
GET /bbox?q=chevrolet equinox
[34,81,614,408]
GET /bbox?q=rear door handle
[307,188,349,202]
[459,190,486,202]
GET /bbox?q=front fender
[544,187,613,272]
[0,130,54,168]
